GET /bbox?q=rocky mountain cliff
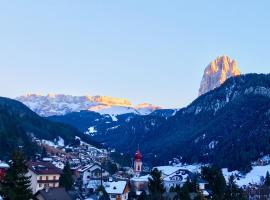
[198,55,241,96]
[16,94,161,117]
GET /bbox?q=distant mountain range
[16,94,162,117]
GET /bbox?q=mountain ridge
[0,96,99,158]
[16,94,162,117]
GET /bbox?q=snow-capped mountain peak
[16,94,161,117]
[135,103,162,115]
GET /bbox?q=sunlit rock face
[135,103,162,115]
[199,55,240,96]
[16,94,161,117]
[90,96,132,107]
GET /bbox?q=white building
[104,180,129,200]
[130,175,150,194]
[79,163,109,186]
[163,169,190,191]
[27,161,62,194]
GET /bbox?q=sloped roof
[35,188,71,200]
[27,161,62,175]
[104,181,128,194]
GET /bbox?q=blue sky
[0,1,269,108]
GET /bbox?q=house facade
[104,180,129,200]
[163,169,191,191]
[27,161,62,194]
[79,163,110,186]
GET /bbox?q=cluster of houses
[0,147,210,200]
[0,137,221,200]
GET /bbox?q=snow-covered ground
[56,137,65,147]
[222,164,270,187]
[155,164,202,176]
[155,163,270,187]
[85,126,97,135]
[41,138,65,148]
[41,139,58,148]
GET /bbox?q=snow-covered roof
[202,190,210,196]
[78,163,100,172]
[131,175,150,182]
[154,166,182,176]
[174,164,203,173]
[42,157,53,162]
[0,162,9,169]
[104,181,127,194]
[52,161,65,170]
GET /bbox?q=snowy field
[223,164,270,187]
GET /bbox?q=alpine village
[1,2,270,200]
[1,55,270,200]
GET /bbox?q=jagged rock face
[198,56,240,96]
[16,94,161,117]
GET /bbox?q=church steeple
[134,147,142,175]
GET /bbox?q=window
[46,176,49,180]
[137,165,140,171]
[39,176,43,180]
[53,176,56,180]
[39,184,42,187]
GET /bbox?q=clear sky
[0,1,269,108]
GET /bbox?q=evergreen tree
[128,191,137,200]
[178,183,191,200]
[0,151,32,200]
[188,176,198,193]
[224,175,247,200]
[194,190,206,200]
[59,162,74,191]
[148,168,165,200]
[97,185,110,200]
[41,147,48,158]
[265,171,270,186]
[201,166,226,200]
[138,190,148,200]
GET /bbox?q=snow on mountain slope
[135,103,162,115]
[93,106,140,115]
[16,94,161,117]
